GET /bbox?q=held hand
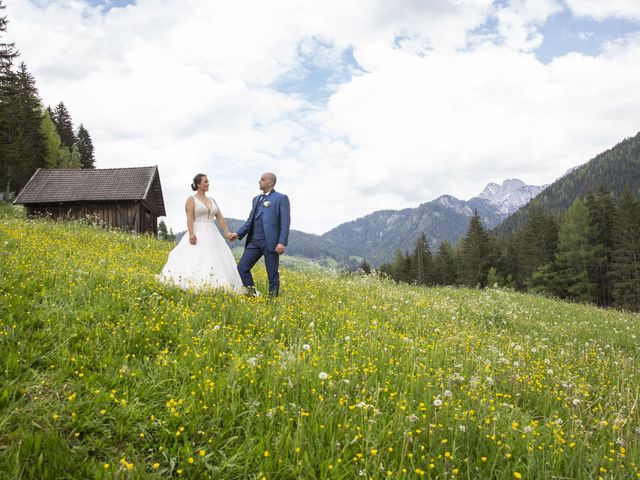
[275,243,286,255]
[226,232,238,241]
[189,233,197,245]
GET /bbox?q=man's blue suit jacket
[237,190,291,252]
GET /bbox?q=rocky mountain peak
[475,178,544,215]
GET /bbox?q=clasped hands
[225,232,286,255]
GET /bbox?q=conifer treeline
[0,1,94,194]
[377,189,640,312]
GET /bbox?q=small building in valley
[14,166,166,235]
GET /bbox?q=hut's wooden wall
[140,204,158,236]
[26,202,157,235]
[142,186,161,236]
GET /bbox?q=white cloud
[323,41,640,202]
[565,0,640,21]
[5,0,640,235]
[601,31,640,56]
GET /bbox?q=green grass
[1,205,639,479]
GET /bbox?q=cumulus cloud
[322,40,640,199]
[565,0,640,21]
[5,0,640,234]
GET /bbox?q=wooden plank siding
[25,201,158,235]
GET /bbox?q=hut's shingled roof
[14,166,166,216]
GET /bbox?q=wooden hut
[14,166,166,235]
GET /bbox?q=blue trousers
[237,241,280,296]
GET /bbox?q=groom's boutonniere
[263,201,271,208]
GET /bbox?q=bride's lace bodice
[193,195,219,222]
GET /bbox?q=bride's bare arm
[215,210,233,240]
[185,197,196,244]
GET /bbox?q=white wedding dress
[159,196,245,293]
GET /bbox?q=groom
[230,172,291,297]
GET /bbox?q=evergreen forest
[378,188,640,312]
[0,1,95,195]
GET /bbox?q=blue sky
[537,9,640,63]
[6,0,640,233]
[272,43,364,104]
[86,0,134,9]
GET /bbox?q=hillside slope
[1,209,639,479]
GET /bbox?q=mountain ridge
[497,131,640,236]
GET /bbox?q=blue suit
[237,190,291,296]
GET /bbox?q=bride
[158,173,245,292]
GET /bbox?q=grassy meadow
[1,203,639,479]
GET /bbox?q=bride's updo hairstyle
[191,173,206,191]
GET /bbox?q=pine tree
[497,233,522,288]
[60,144,81,169]
[411,232,433,285]
[0,1,18,73]
[528,262,566,297]
[0,1,19,192]
[402,251,413,283]
[518,205,558,282]
[52,102,76,148]
[0,62,46,192]
[584,189,615,306]
[69,143,82,168]
[434,240,456,285]
[0,66,16,192]
[14,63,46,175]
[41,107,64,168]
[76,124,95,169]
[359,259,372,274]
[486,267,506,288]
[384,250,412,283]
[458,211,498,287]
[377,261,394,279]
[611,190,640,311]
[158,220,169,240]
[59,146,71,167]
[553,198,595,303]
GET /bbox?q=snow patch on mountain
[475,179,545,215]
